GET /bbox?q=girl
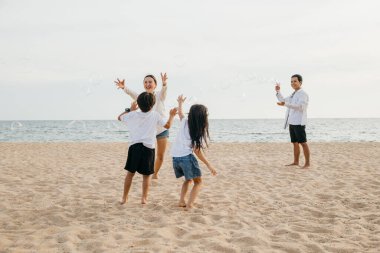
[115,73,168,179]
[171,95,217,209]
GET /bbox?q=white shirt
[171,118,193,158]
[124,86,168,135]
[276,89,309,128]
[121,111,166,149]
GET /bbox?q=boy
[275,74,310,169]
[118,92,177,204]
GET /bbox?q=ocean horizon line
[1,117,379,121]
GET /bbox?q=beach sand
[0,142,379,253]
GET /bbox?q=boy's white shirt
[276,88,309,129]
[121,111,166,149]
[124,86,168,134]
[171,118,193,158]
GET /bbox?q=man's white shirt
[276,89,309,129]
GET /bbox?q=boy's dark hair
[291,74,303,83]
[188,104,210,150]
[137,92,156,112]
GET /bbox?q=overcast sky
[0,0,379,120]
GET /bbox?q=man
[276,74,310,169]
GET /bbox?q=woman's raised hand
[161,72,168,86]
[114,78,125,89]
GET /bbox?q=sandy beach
[0,142,379,253]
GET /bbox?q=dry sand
[0,142,379,253]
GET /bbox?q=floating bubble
[107,121,122,131]
[89,74,104,87]
[239,75,253,87]
[10,121,23,131]
[65,120,87,130]
[173,54,187,68]
[0,58,6,66]
[187,96,198,104]
[236,73,249,82]
[220,79,233,91]
[263,76,275,85]
[268,77,276,84]
[85,86,92,95]
[18,57,33,74]
[83,74,104,96]
[245,73,256,82]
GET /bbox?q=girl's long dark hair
[188,104,210,150]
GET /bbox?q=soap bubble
[187,96,198,104]
[65,120,87,131]
[107,121,122,131]
[10,121,23,131]
[173,54,187,68]
[83,74,104,96]
[0,58,6,66]
[18,57,33,74]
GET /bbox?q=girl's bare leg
[186,177,202,209]
[141,175,152,204]
[121,172,135,204]
[179,180,192,207]
[153,137,168,179]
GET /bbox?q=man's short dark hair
[291,74,303,83]
[137,92,156,112]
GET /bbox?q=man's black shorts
[289,124,307,143]
[125,143,155,175]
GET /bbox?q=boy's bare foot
[178,201,186,207]
[141,198,148,204]
[301,164,310,169]
[285,163,299,166]
[120,197,128,205]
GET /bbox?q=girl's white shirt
[124,85,168,135]
[171,118,193,158]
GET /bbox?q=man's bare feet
[286,163,299,166]
[120,197,128,205]
[178,201,186,208]
[141,198,148,204]
[301,164,310,169]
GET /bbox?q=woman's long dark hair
[188,104,210,150]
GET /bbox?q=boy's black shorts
[289,124,307,143]
[125,143,155,175]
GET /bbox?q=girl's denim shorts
[172,154,201,180]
